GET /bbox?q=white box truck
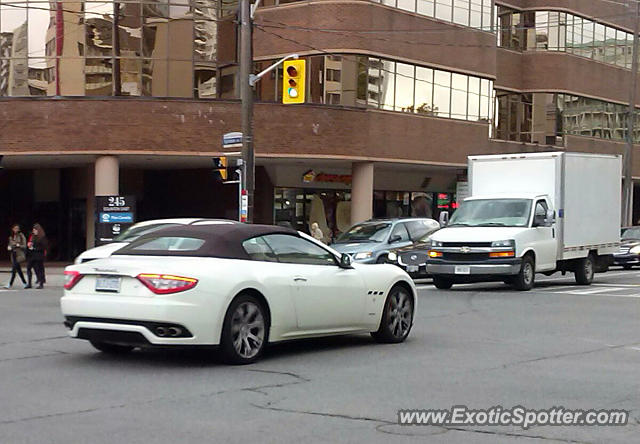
[426,152,621,290]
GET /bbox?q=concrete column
[85,166,95,249]
[351,162,374,225]
[95,155,119,196]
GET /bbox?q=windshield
[336,222,392,243]
[114,223,181,242]
[448,199,532,227]
[622,227,640,240]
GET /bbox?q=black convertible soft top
[113,223,299,259]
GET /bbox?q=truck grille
[442,242,492,248]
[442,252,489,262]
[618,247,630,254]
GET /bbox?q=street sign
[95,195,136,246]
[223,132,243,149]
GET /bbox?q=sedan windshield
[622,227,640,240]
[448,199,532,228]
[335,222,392,243]
[114,223,180,242]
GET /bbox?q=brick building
[1,0,640,260]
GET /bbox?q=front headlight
[387,252,398,262]
[630,246,640,255]
[354,252,373,260]
[491,240,515,248]
[431,240,443,247]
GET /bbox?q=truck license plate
[454,266,471,275]
[95,276,121,292]
[407,265,419,273]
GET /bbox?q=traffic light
[282,59,306,104]
[212,156,228,181]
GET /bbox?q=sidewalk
[0,262,70,287]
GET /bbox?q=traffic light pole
[240,0,254,223]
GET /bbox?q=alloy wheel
[230,302,265,359]
[388,289,412,339]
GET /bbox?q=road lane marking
[564,287,627,295]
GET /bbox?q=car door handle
[293,277,308,282]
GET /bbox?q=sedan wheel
[371,285,414,343]
[221,295,267,364]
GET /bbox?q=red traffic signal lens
[286,66,298,77]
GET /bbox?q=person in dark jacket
[25,223,48,289]
[4,224,27,289]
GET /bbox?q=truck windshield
[448,199,532,227]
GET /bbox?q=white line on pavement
[564,287,627,295]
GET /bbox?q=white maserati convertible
[61,224,417,364]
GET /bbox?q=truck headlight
[491,240,515,248]
[630,246,640,255]
[430,240,443,247]
[354,252,373,260]
[387,252,397,262]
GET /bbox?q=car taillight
[137,274,198,294]
[64,270,84,290]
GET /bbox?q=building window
[498,7,634,71]
[256,53,494,124]
[494,90,639,144]
[0,0,220,98]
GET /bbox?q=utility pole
[624,0,640,227]
[240,0,255,223]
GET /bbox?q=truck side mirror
[439,211,449,228]
[544,209,555,227]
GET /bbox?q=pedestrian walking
[25,223,48,290]
[3,224,27,289]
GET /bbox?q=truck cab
[427,194,557,289]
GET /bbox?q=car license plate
[454,266,471,275]
[95,276,121,292]
[407,265,419,273]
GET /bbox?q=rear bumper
[426,258,522,276]
[61,292,224,346]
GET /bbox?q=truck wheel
[575,255,595,285]
[433,276,453,289]
[513,256,535,291]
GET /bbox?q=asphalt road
[1,270,639,443]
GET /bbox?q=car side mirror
[388,235,402,244]
[439,211,449,228]
[339,253,353,269]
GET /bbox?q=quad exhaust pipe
[155,326,183,337]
